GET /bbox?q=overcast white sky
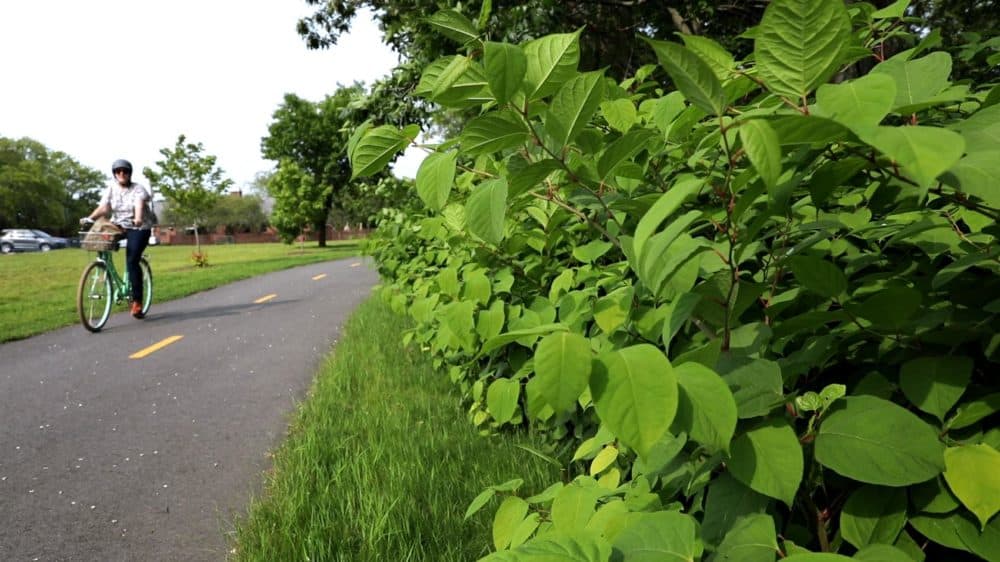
[0,2,425,191]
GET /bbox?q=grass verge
[0,241,360,342]
[231,296,562,562]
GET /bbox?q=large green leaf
[899,356,973,421]
[524,30,581,100]
[728,419,804,506]
[534,332,592,413]
[854,544,918,562]
[872,52,953,113]
[349,125,413,179]
[661,292,702,354]
[612,511,701,562]
[480,531,612,562]
[786,256,847,299]
[509,159,562,197]
[415,55,491,108]
[754,0,852,100]
[415,151,456,210]
[591,345,678,459]
[593,286,633,334]
[781,552,851,562]
[466,178,508,245]
[815,395,945,486]
[739,119,782,190]
[909,511,1000,561]
[768,115,850,146]
[941,151,1000,208]
[487,378,520,425]
[839,485,907,549]
[545,70,606,148]
[722,359,785,419]
[947,392,1000,430]
[949,104,1000,154]
[460,111,530,156]
[632,175,703,260]
[493,496,529,550]
[644,38,727,115]
[484,41,527,105]
[550,484,599,532]
[477,300,505,342]
[480,323,568,355]
[672,362,738,453]
[439,300,476,351]
[701,474,771,547]
[861,125,966,189]
[598,128,657,181]
[714,513,779,562]
[430,55,472,99]
[815,73,896,134]
[943,444,1000,529]
[425,9,479,45]
[680,34,735,80]
[600,98,638,133]
[849,285,922,331]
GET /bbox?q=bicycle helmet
[111,159,133,174]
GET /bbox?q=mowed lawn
[0,241,361,342]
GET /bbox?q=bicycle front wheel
[138,257,153,315]
[77,261,112,332]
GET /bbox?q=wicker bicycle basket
[80,218,125,251]
[80,230,119,251]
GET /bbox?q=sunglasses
[114,169,132,175]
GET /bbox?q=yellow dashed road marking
[130,335,184,359]
[312,274,327,281]
[350,262,361,267]
[254,294,277,304]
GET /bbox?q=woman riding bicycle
[81,159,154,318]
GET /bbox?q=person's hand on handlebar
[80,217,95,226]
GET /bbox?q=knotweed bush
[351,0,1000,559]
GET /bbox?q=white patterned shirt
[100,181,153,229]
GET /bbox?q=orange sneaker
[130,302,145,319]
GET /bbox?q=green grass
[0,241,361,342]
[231,297,562,562]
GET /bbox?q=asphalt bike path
[0,257,378,561]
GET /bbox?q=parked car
[0,229,69,253]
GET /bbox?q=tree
[262,85,394,245]
[208,194,268,235]
[298,0,768,82]
[265,159,326,246]
[144,135,233,254]
[0,137,103,234]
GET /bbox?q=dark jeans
[125,229,151,303]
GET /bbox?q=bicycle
[76,221,153,332]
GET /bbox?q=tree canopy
[0,136,104,235]
[144,135,234,251]
[260,83,416,243]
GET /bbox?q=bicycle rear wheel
[77,261,112,332]
[138,257,153,315]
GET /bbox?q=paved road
[0,258,378,561]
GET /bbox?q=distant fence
[155,227,370,245]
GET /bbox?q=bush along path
[347,0,1000,560]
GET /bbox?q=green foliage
[263,87,416,243]
[352,0,1000,559]
[0,136,104,234]
[144,134,233,253]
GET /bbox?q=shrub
[351,0,1000,559]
